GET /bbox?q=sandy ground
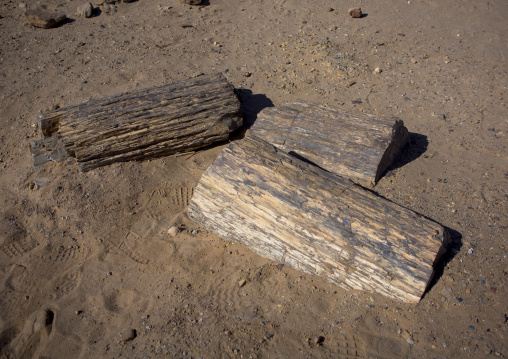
[0,0,507,358]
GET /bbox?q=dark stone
[348,7,362,18]
[24,8,66,28]
[181,0,203,5]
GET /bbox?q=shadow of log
[234,89,274,129]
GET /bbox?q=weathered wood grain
[249,102,409,187]
[188,135,449,303]
[37,73,242,171]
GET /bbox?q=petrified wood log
[249,102,409,187]
[188,135,449,303]
[37,73,242,171]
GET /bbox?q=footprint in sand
[336,333,363,358]
[353,316,409,359]
[52,266,84,300]
[1,308,84,359]
[2,309,55,359]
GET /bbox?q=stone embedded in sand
[181,0,203,5]
[24,8,67,28]
[122,0,137,3]
[120,328,137,342]
[348,7,362,18]
[77,2,93,18]
[167,226,179,237]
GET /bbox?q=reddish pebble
[348,7,362,18]
[490,287,497,293]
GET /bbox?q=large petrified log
[36,73,242,171]
[249,102,409,187]
[188,135,449,303]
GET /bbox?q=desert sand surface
[0,0,507,358]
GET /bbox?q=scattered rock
[327,7,334,12]
[122,0,136,3]
[101,3,117,13]
[469,325,476,331]
[181,0,203,5]
[348,7,362,18]
[167,226,179,237]
[238,279,247,287]
[77,2,93,18]
[314,335,325,344]
[401,330,411,340]
[407,338,415,345]
[120,328,137,342]
[373,67,382,74]
[265,333,273,339]
[489,287,497,293]
[274,263,284,271]
[24,8,67,28]
[441,286,453,301]
[75,310,83,315]
[158,4,172,12]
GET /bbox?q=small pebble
[401,330,411,340]
[457,297,463,302]
[238,279,247,287]
[107,271,112,276]
[167,226,179,237]
[265,333,273,339]
[407,338,415,345]
[76,2,93,18]
[181,0,203,5]
[490,287,497,293]
[373,67,382,74]
[479,280,486,285]
[348,7,362,18]
[441,287,453,300]
[244,72,252,77]
[314,335,325,344]
[75,310,83,315]
[469,325,476,331]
